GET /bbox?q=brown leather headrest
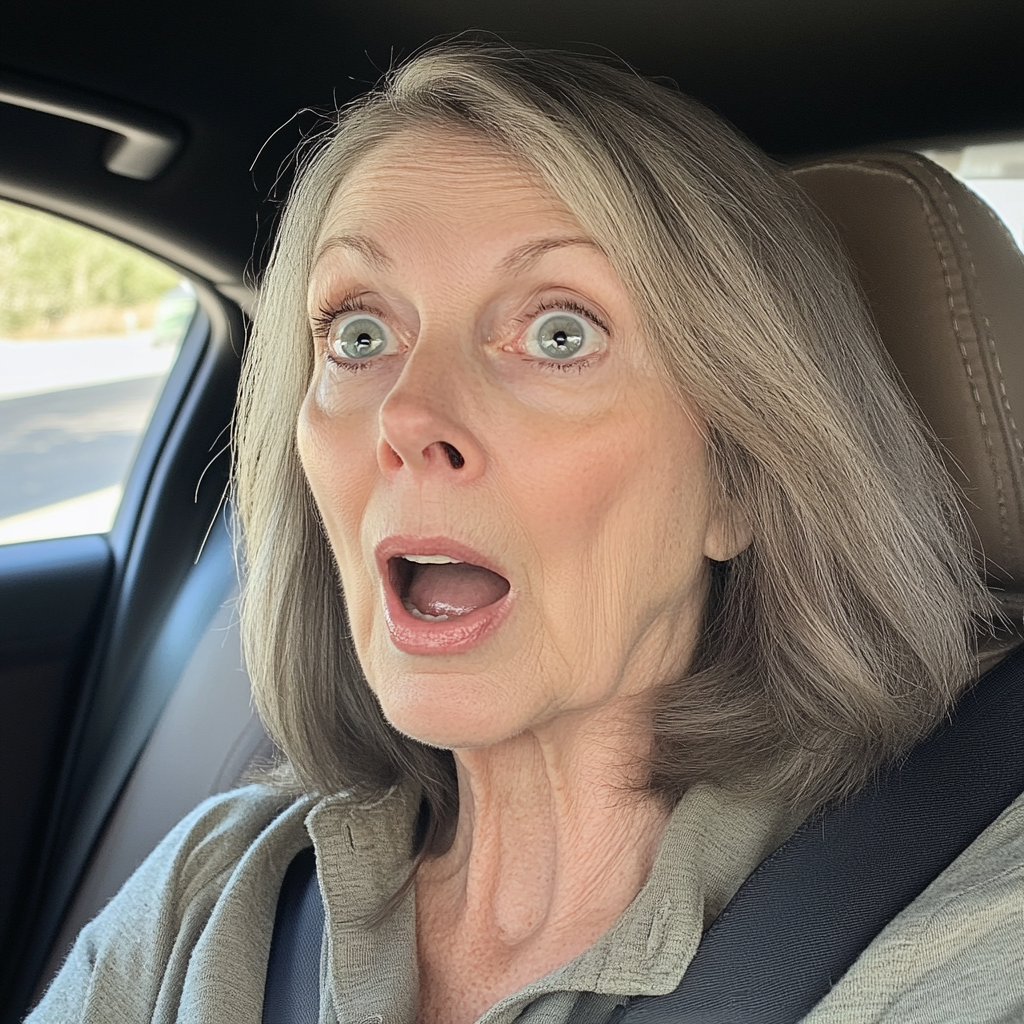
[792,153,1024,594]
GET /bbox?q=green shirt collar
[305,784,798,1023]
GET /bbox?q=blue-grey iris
[333,317,387,359]
[537,314,585,359]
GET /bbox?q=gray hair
[235,40,994,846]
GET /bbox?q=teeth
[400,554,463,564]
[403,602,450,622]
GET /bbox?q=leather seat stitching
[797,160,1008,559]
[981,310,1024,469]
[927,199,1009,555]
[933,174,1022,554]
[934,179,1024,472]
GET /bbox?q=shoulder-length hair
[235,40,994,846]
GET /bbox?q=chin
[373,670,526,750]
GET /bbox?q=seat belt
[262,845,323,1024]
[619,642,1024,1022]
[263,645,1024,1023]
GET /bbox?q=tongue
[407,562,510,618]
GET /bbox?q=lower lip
[382,582,514,655]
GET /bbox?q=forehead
[315,131,584,249]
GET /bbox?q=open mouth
[389,554,511,622]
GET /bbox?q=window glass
[922,141,1024,251]
[0,200,197,546]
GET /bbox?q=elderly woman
[30,41,1022,1024]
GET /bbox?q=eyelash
[312,295,386,373]
[515,299,607,373]
[311,295,608,373]
[312,295,384,336]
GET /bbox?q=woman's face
[299,132,740,750]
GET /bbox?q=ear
[703,503,752,563]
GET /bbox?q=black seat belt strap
[619,644,1024,1023]
[262,845,323,1024]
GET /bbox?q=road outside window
[0,200,197,546]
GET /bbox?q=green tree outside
[0,199,178,336]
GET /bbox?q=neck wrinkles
[418,703,670,950]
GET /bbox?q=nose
[376,342,485,480]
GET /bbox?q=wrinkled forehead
[309,130,596,291]
[315,129,574,243]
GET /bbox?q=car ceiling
[2,0,1022,297]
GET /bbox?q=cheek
[511,426,696,644]
[637,421,716,587]
[508,401,710,572]
[296,379,376,525]
[296,388,379,618]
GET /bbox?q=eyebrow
[313,232,601,277]
[497,236,603,275]
[313,233,393,271]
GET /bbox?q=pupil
[554,331,568,346]
[356,333,371,348]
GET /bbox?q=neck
[415,703,670,1022]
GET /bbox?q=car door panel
[0,294,245,1021]
[0,534,112,963]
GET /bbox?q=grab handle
[0,69,183,180]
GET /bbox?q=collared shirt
[29,784,1024,1023]
[307,783,800,1023]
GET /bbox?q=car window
[0,200,197,546]
[922,140,1024,251]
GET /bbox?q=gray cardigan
[27,783,1024,1023]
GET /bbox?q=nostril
[442,442,465,469]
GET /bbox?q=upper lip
[374,535,511,584]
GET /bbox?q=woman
[30,41,1021,1024]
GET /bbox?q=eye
[329,315,392,362]
[525,312,601,361]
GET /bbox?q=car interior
[1,2,1022,1022]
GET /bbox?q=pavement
[0,333,176,542]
